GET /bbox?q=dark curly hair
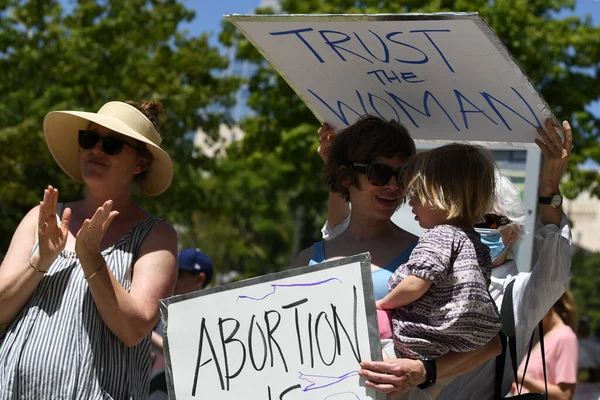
[324,115,416,202]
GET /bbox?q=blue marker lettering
[353,30,390,63]
[386,32,429,65]
[409,30,454,73]
[366,70,388,86]
[307,89,363,125]
[400,72,425,83]
[386,90,460,131]
[368,92,401,121]
[479,87,542,131]
[319,30,373,64]
[355,90,369,115]
[269,28,323,63]
[453,90,498,129]
[384,70,401,84]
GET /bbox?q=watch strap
[417,359,437,389]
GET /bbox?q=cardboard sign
[227,13,556,146]
[160,253,384,400]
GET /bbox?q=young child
[376,143,502,364]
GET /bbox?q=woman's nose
[384,175,399,190]
[92,139,105,154]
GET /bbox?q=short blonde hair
[402,143,496,225]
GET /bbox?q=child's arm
[376,275,432,310]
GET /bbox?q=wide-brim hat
[43,101,173,196]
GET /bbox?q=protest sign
[227,13,558,146]
[160,253,384,400]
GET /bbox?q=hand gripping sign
[160,253,384,400]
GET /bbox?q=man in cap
[173,248,214,295]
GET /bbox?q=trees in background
[1,0,599,292]
[0,0,240,254]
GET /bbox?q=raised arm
[318,124,350,236]
[535,119,572,227]
[76,201,178,347]
[514,118,573,353]
[0,186,71,328]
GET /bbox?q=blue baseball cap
[178,248,213,286]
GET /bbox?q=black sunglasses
[353,163,403,187]
[475,214,511,229]
[78,129,140,156]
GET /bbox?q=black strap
[494,279,549,399]
[495,280,515,399]
[538,321,549,399]
[494,331,508,399]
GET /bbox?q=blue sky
[186,0,599,42]
[182,0,273,42]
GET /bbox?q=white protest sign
[160,253,384,400]
[227,13,557,146]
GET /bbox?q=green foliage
[208,0,600,277]
[0,0,240,255]
[571,250,600,331]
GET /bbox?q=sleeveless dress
[309,241,416,300]
[0,207,162,400]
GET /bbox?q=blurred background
[0,1,599,394]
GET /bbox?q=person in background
[151,248,213,355]
[149,248,214,399]
[0,100,178,399]
[512,289,578,399]
[318,118,573,399]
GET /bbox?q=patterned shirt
[389,225,501,360]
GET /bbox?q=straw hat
[43,101,173,196]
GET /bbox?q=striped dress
[389,224,501,360]
[0,215,162,399]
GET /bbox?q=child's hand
[375,300,385,310]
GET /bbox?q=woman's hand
[535,119,572,195]
[358,358,426,396]
[317,124,335,162]
[37,186,71,264]
[75,200,119,263]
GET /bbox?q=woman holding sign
[0,100,178,399]
[315,117,573,399]
[295,116,504,399]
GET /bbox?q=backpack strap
[495,279,549,399]
[494,279,516,399]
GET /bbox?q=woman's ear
[337,165,352,188]
[134,156,150,175]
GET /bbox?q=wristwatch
[417,359,437,390]
[538,194,563,208]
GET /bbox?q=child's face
[408,196,449,229]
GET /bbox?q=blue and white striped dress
[0,215,162,399]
